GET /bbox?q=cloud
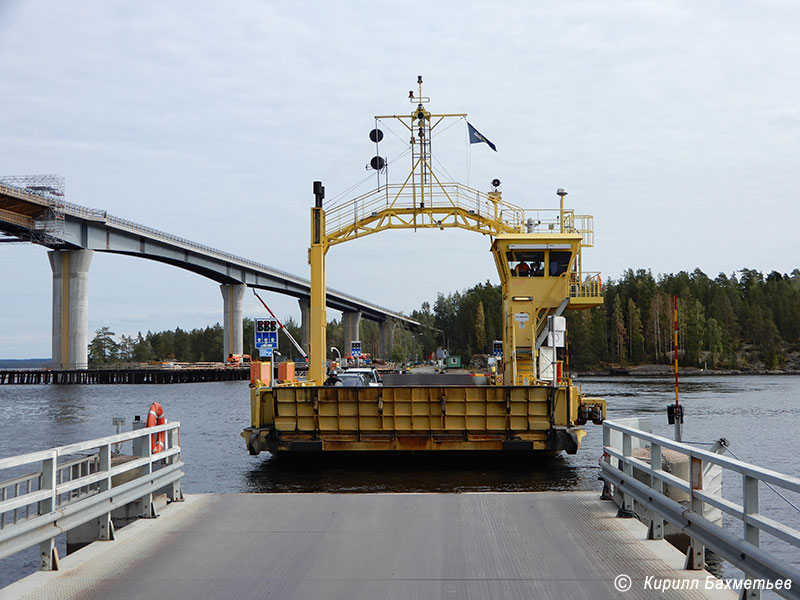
[2,0,800,357]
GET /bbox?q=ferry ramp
[5,491,734,600]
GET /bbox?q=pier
[3,492,738,600]
[2,420,799,599]
[0,366,250,385]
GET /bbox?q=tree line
[88,318,303,364]
[406,268,800,370]
[88,324,226,364]
[88,267,800,370]
[87,315,420,364]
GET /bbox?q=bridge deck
[6,492,733,600]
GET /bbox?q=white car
[340,367,383,387]
[335,372,370,387]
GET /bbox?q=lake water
[1,375,799,590]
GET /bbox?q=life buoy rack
[146,401,166,454]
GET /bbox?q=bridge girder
[0,184,416,327]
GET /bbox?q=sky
[1,0,798,358]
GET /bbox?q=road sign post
[255,318,279,384]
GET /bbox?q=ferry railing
[570,272,602,299]
[324,182,526,237]
[0,422,183,571]
[518,209,593,243]
[600,419,800,599]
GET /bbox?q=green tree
[411,302,439,361]
[173,328,190,360]
[279,316,305,359]
[647,292,668,363]
[474,300,487,353]
[611,296,627,364]
[118,334,135,361]
[684,299,706,365]
[704,318,725,368]
[327,319,343,361]
[88,327,118,364]
[627,298,644,363]
[243,318,255,357]
[565,309,593,368]
[391,327,419,363]
[132,331,154,362]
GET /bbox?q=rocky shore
[577,360,800,377]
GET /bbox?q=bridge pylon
[48,249,93,369]
[220,284,246,361]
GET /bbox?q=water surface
[1,375,798,589]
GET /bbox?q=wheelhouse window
[507,251,545,277]
[549,251,572,277]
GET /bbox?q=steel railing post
[687,455,705,570]
[743,475,761,600]
[98,444,113,541]
[622,432,633,514]
[602,424,611,463]
[134,428,154,519]
[38,452,57,570]
[648,442,664,540]
[600,424,614,500]
[166,426,182,502]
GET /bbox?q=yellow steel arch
[307,80,599,384]
[308,183,527,383]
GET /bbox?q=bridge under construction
[0,175,417,370]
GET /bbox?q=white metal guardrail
[600,419,800,600]
[0,423,183,571]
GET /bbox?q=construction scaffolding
[0,174,66,245]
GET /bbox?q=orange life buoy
[146,401,166,454]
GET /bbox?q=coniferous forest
[410,268,800,370]
[89,268,800,371]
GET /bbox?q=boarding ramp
[4,419,800,599]
[2,491,739,600]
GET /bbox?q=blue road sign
[492,340,503,358]
[255,318,279,349]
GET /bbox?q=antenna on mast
[409,75,430,104]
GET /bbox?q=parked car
[335,372,370,387]
[340,367,383,387]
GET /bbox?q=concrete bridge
[0,176,418,368]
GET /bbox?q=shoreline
[574,364,800,377]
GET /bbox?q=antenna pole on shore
[668,294,684,441]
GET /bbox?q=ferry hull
[242,384,604,456]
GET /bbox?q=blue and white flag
[467,122,497,152]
